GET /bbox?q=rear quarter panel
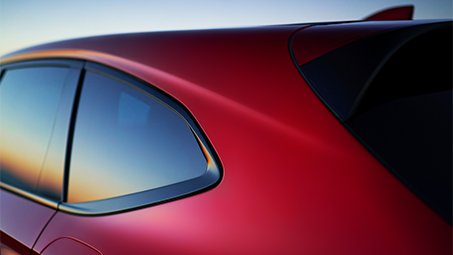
[17,25,451,254]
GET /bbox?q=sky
[0,0,451,56]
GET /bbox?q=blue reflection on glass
[69,71,207,202]
[118,92,150,126]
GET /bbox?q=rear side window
[0,67,69,199]
[68,71,208,203]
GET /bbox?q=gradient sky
[0,0,451,56]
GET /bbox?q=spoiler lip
[364,5,414,21]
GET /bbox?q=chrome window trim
[0,182,59,209]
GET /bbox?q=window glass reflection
[0,67,69,196]
[68,71,207,203]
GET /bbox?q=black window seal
[62,65,86,202]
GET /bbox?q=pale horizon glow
[0,0,451,56]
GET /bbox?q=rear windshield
[347,27,452,224]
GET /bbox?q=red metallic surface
[40,237,102,255]
[5,24,446,254]
[0,189,56,254]
[364,5,414,21]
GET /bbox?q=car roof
[0,20,448,130]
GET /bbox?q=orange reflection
[0,127,64,198]
[0,66,69,199]
[0,247,20,255]
[196,135,215,168]
[0,134,43,189]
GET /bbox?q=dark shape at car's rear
[293,21,452,224]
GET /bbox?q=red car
[1,6,451,255]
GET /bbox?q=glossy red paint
[14,26,311,132]
[1,16,451,254]
[6,25,446,254]
[40,237,102,255]
[0,189,56,254]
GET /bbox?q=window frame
[0,59,84,209]
[60,62,222,216]
[0,59,222,216]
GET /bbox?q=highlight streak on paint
[1,49,338,156]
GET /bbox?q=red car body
[1,7,451,255]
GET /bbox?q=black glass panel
[349,91,452,223]
[346,26,452,224]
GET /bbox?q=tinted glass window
[0,67,69,195]
[347,28,452,224]
[68,71,207,203]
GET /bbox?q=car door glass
[0,67,69,198]
[68,71,207,203]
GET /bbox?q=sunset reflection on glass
[68,72,207,203]
[0,67,68,197]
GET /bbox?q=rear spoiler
[364,5,414,20]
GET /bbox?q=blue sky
[0,0,451,56]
